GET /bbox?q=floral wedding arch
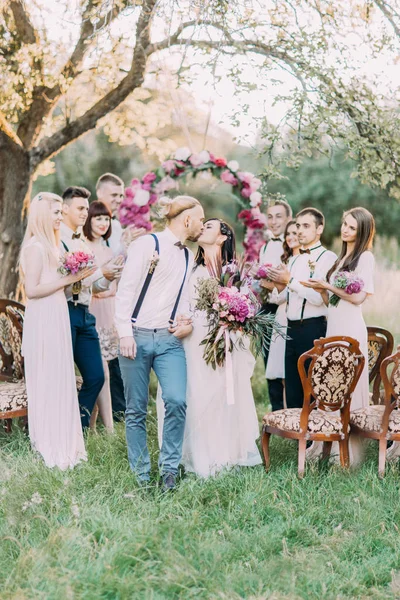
[119,147,268,260]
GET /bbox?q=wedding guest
[116,196,204,492]
[61,186,120,429]
[267,208,337,409]
[96,172,145,421]
[157,218,262,478]
[265,220,300,407]
[95,173,125,255]
[20,192,93,469]
[83,201,124,433]
[259,200,292,411]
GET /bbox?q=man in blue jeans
[61,186,122,428]
[115,195,204,492]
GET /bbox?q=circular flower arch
[119,147,268,260]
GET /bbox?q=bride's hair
[20,192,63,271]
[326,207,375,281]
[195,219,236,267]
[157,195,201,221]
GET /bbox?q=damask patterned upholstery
[350,405,400,434]
[0,381,27,414]
[310,345,356,410]
[263,408,348,439]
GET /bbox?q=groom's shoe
[159,472,177,493]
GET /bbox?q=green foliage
[267,152,400,245]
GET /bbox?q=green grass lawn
[2,362,400,600]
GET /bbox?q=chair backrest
[0,299,25,382]
[367,327,394,404]
[380,346,400,410]
[298,336,365,414]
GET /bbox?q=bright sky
[36,1,400,146]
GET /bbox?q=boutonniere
[149,251,159,274]
[308,259,316,277]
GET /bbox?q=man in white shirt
[61,186,121,429]
[259,200,292,412]
[267,207,337,409]
[115,195,205,492]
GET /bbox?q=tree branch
[29,0,156,169]
[0,111,23,147]
[9,0,37,44]
[17,0,132,149]
[373,0,400,39]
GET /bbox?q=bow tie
[175,241,187,250]
[270,237,282,242]
[72,232,81,240]
[300,248,311,254]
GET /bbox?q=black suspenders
[131,234,189,327]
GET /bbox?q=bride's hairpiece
[37,194,43,201]
[157,196,173,218]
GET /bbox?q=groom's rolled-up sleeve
[115,236,153,338]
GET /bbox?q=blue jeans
[119,327,187,482]
[68,302,105,429]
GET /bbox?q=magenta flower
[142,172,157,184]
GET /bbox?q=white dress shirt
[60,223,110,306]
[115,228,194,338]
[259,234,284,267]
[108,218,123,255]
[286,243,337,321]
[259,234,284,306]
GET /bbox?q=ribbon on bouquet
[214,325,235,406]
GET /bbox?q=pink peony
[221,170,238,186]
[189,150,210,167]
[142,172,157,184]
[162,160,176,174]
[241,186,252,199]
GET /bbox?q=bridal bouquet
[59,251,95,301]
[195,259,281,369]
[329,271,364,307]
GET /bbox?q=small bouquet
[329,271,364,307]
[252,262,273,303]
[59,251,95,302]
[195,258,283,370]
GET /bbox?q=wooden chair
[350,345,400,477]
[367,327,394,404]
[262,336,365,478]
[0,300,27,430]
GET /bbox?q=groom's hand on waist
[120,336,137,360]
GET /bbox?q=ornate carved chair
[367,327,394,404]
[262,336,365,478]
[0,300,27,430]
[350,346,400,477]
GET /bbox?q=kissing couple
[115,195,262,492]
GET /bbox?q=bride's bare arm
[23,246,96,299]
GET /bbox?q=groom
[115,195,204,492]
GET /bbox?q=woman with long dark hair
[304,207,375,411]
[303,207,375,464]
[157,218,262,478]
[84,201,123,432]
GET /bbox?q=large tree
[1,0,400,297]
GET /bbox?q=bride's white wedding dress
[157,265,262,478]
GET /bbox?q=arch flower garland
[119,147,268,260]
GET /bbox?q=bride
[157,218,262,478]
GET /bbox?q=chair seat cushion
[0,377,83,415]
[263,408,347,438]
[0,380,27,413]
[350,405,400,433]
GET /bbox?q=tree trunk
[0,135,31,298]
